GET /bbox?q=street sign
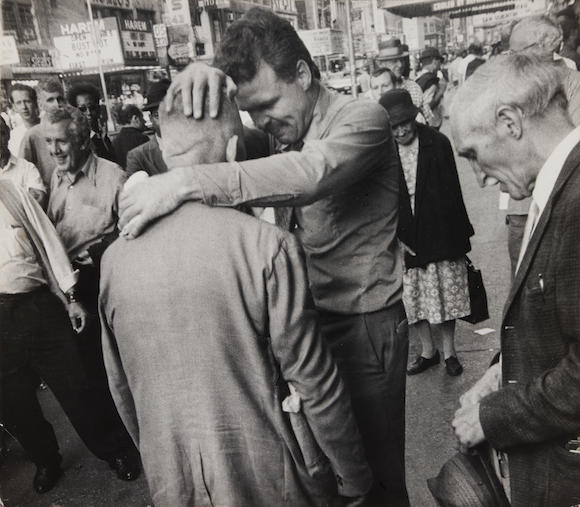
[153,23,168,47]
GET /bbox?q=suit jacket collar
[503,140,580,318]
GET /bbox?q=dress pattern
[399,136,470,325]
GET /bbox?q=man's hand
[166,63,237,119]
[452,402,485,449]
[459,361,501,408]
[67,302,87,333]
[119,170,190,239]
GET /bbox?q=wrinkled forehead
[159,93,243,167]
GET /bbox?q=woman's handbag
[460,256,489,324]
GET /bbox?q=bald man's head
[159,92,245,168]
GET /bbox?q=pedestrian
[111,103,148,169]
[126,79,170,177]
[118,8,409,505]
[19,78,66,189]
[101,90,372,507]
[0,117,46,207]
[416,47,447,129]
[451,53,580,507]
[67,83,117,163]
[379,89,473,377]
[8,84,39,155]
[43,105,140,481]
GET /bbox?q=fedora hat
[427,445,510,507]
[420,46,444,62]
[379,89,418,127]
[143,79,171,111]
[377,38,409,61]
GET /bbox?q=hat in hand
[379,89,418,127]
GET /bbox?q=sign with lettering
[120,17,157,65]
[0,36,19,65]
[91,0,133,9]
[162,0,191,26]
[297,29,344,57]
[153,23,168,47]
[54,17,124,70]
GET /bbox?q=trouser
[319,302,410,507]
[506,214,527,279]
[0,288,134,467]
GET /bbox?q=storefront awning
[380,0,515,18]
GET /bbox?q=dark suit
[397,124,474,269]
[480,140,580,506]
[126,137,168,177]
[111,127,149,169]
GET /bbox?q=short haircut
[37,78,64,96]
[468,43,483,55]
[160,91,245,167]
[115,104,142,125]
[509,15,563,55]
[214,7,320,84]
[9,83,37,104]
[42,104,90,147]
[451,53,568,132]
[67,82,101,107]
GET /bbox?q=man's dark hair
[68,83,101,107]
[37,78,64,96]
[115,104,142,126]
[468,43,483,56]
[9,83,37,104]
[214,7,320,84]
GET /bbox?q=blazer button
[504,325,515,330]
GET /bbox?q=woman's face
[392,120,417,146]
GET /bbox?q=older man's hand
[119,170,189,239]
[166,62,237,119]
[453,402,485,449]
[459,361,501,408]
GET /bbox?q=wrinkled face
[392,120,417,146]
[11,90,38,123]
[76,94,100,132]
[236,61,313,145]
[370,73,395,101]
[39,90,65,113]
[44,120,86,173]
[452,117,534,200]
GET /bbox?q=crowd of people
[1,5,580,507]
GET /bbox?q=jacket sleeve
[126,149,143,177]
[480,194,580,449]
[266,234,372,496]
[194,99,396,207]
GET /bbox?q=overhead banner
[54,17,124,70]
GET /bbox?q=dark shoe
[109,454,140,481]
[33,463,62,493]
[445,356,464,376]
[407,350,440,375]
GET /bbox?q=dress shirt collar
[532,125,580,215]
[1,154,17,172]
[56,152,97,186]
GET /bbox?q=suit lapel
[503,142,580,318]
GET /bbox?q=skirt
[403,257,471,325]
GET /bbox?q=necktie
[515,199,540,273]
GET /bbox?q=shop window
[2,0,38,44]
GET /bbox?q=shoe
[407,350,440,375]
[33,463,62,493]
[445,356,464,376]
[108,454,140,481]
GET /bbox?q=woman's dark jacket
[397,123,474,269]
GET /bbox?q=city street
[0,122,512,507]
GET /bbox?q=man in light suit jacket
[99,93,372,506]
[451,54,580,506]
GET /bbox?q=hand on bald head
[160,91,245,168]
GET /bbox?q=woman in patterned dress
[379,89,474,376]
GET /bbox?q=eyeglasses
[78,104,98,113]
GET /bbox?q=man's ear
[226,135,238,163]
[296,59,313,91]
[496,105,523,140]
